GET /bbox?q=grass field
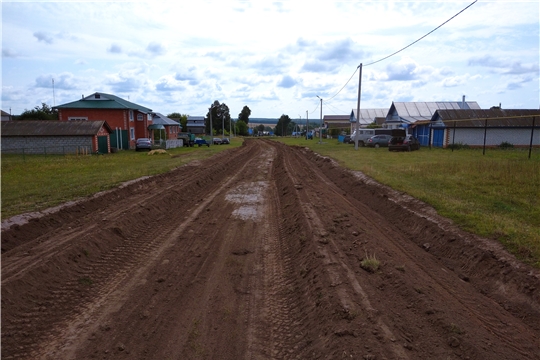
[1,139,242,220]
[2,136,539,267]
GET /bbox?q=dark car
[366,134,392,148]
[221,137,230,144]
[343,135,352,144]
[213,137,222,145]
[135,138,152,151]
[388,135,420,151]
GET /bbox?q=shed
[323,115,350,132]
[1,120,113,154]
[426,108,540,148]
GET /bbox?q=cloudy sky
[2,1,538,120]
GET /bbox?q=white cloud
[1,1,538,116]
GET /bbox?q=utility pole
[354,63,363,150]
[306,110,309,139]
[317,96,323,144]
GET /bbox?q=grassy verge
[275,137,540,267]
[1,138,242,219]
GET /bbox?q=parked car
[135,138,152,151]
[195,137,210,147]
[388,135,420,151]
[221,137,230,144]
[366,134,392,148]
[213,137,222,145]
[350,128,393,147]
[343,135,352,144]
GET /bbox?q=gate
[110,129,129,150]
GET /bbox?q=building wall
[1,136,94,154]
[58,108,149,149]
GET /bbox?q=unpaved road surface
[2,139,540,359]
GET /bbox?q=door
[433,129,444,147]
[97,136,109,154]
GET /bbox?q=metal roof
[54,92,152,113]
[388,101,481,123]
[431,108,540,127]
[350,109,388,125]
[152,113,181,126]
[1,120,112,136]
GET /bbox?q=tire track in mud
[271,140,409,359]
[1,144,258,359]
[275,142,540,358]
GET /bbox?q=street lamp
[317,95,323,144]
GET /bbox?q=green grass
[275,137,540,267]
[1,138,242,219]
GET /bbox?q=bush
[499,141,514,149]
[447,142,470,150]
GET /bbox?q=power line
[320,0,478,104]
[364,0,478,67]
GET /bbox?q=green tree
[167,113,188,132]
[238,105,251,124]
[206,101,231,135]
[236,119,248,136]
[18,103,58,120]
[257,124,265,133]
[274,114,291,136]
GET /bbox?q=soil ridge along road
[2,139,539,359]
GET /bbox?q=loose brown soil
[2,139,539,359]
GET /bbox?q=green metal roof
[54,92,152,113]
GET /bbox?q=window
[129,110,134,121]
[68,117,88,121]
[130,127,135,140]
[147,114,152,121]
[137,113,143,121]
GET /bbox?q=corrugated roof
[152,113,181,126]
[54,92,152,113]
[1,120,111,136]
[389,101,481,124]
[432,109,540,127]
[350,109,388,125]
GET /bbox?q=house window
[147,114,152,121]
[68,117,88,121]
[129,110,134,121]
[130,127,135,140]
[137,113,143,121]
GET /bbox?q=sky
[2,0,539,120]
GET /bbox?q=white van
[350,129,393,146]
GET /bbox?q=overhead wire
[319,0,478,105]
[364,0,478,67]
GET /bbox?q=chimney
[462,95,466,109]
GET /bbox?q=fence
[1,145,93,158]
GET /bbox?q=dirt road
[2,139,539,359]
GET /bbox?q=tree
[167,113,188,132]
[274,114,291,136]
[257,124,265,133]
[205,101,231,135]
[236,119,248,136]
[238,106,251,124]
[18,103,58,120]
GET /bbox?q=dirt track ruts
[2,139,539,359]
